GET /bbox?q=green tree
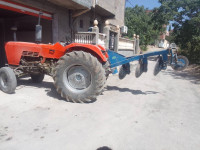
[125,6,162,50]
[168,25,172,31]
[153,0,200,63]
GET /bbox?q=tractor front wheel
[0,67,17,94]
[53,51,106,103]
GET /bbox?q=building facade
[0,0,126,42]
[0,0,126,67]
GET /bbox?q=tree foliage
[153,0,200,63]
[125,0,200,63]
[125,6,163,49]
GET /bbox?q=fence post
[92,19,99,45]
[133,34,136,54]
[136,35,140,54]
[103,20,110,49]
[114,25,120,52]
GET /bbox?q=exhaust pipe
[35,11,43,43]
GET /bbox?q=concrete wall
[76,12,92,32]
[95,0,115,15]
[52,10,70,42]
[108,0,126,27]
[76,11,105,33]
[90,0,126,27]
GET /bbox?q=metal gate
[109,31,117,51]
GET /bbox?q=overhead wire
[126,0,135,7]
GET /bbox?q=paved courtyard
[0,61,200,150]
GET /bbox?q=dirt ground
[0,61,200,150]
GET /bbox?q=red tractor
[0,40,110,103]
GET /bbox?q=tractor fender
[65,43,108,63]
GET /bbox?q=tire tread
[54,51,106,103]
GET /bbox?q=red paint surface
[5,42,108,66]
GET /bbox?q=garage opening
[0,5,52,67]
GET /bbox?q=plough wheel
[119,66,127,79]
[135,62,143,78]
[153,56,162,76]
[119,64,130,80]
[171,55,189,71]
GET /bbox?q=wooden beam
[72,9,89,18]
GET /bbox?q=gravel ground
[0,61,200,150]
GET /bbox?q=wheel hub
[75,74,83,81]
[177,59,185,67]
[64,65,91,90]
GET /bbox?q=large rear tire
[53,51,106,103]
[103,61,110,80]
[0,67,17,94]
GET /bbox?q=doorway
[0,8,52,66]
[0,19,5,67]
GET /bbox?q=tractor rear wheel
[0,67,17,94]
[30,73,44,83]
[53,51,106,103]
[103,61,110,79]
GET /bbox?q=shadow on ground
[106,86,159,95]
[96,146,112,150]
[147,58,200,85]
[17,78,64,100]
[16,78,97,103]
[163,64,200,85]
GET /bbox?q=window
[80,20,83,28]
[90,21,93,27]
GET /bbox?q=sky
[126,0,161,10]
